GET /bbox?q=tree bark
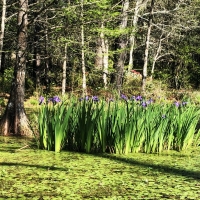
[142,0,154,92]
[100,24,109,89]
[0,0,32,136]
[44,8,50,93]
[62,43,67,95]
[33,12,42,92]
[0,0,6,70]
[128,0,148,72]
[115,0,129,93]
[150,30,171,81]
[95,37,103,69]
[102,38,108,89]
[81,0,87,96]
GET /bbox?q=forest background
[0,0,200,136]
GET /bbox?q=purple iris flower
[85,96,89,101]
[48,96,61,104]
[141,101,147,107]
[39,96,45,105]
[52,96,61,103]
[79,96,90,101]
[121,94,128,101]
[130,96,136,101]
[182,102,188,106]
[48,97,53,103]
[92,96,99,102]
[136,95,142,101]
[174,101,180,107]
[146,98,153,105]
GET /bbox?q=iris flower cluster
[174,101,188,107]
[79,96,100,102]
[38,96,61,105]
[48,96,61,104]
[121,94,154,108]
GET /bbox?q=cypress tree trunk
[115,0,129,93]
[0,0,32,136]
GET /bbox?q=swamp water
[0,137,200,199]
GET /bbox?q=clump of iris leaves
[37,94,200,154]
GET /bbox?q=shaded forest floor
[0,137,200,199]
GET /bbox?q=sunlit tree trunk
[0,0,6,70]
[81,0,87,96]
[95,37,103,69]
[95,21,109,88]
[62,43,67,95]
[150,30,171,81]
[0,0,32,136]
[100,22,109,89]
[150,32,163,81]
[128,0,148,72]
[142,0,154,92]
[102,38,108,88]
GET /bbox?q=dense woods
[0,0,200,136]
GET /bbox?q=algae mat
[0,137,200,199]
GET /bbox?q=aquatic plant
[38,95,200,154]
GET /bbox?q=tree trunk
[81,0,87,96]
[95,37,103,69]
[0,0,32,136]
[128,0,148,72]
[62,43,67,95]
[142,0,154,92]
[33,14,41,92]
[115,0,129,93]
[98,22,109,89]
[102,38,108,89]
[0,0,6,70]
[150,30,171,81]
[44,10,50,93]
[150,32,163,81]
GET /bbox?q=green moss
[0,137,200,199]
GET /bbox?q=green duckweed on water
[0,137,200,200]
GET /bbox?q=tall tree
[0,0,6,70]
[62,43,67,95]
[128,0,148,72]
[114,0,129,93]
[81,0,87,96]
[0,0,32,136]
[142,0,154,92]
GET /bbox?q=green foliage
[0,68,13,93]
[0,97,6,107]
[38,96,200,154]
[38,100,72,152]
[25,76,35,95]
